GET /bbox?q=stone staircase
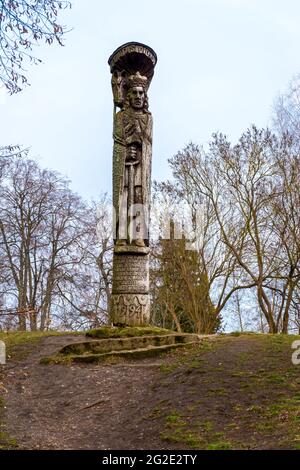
[42,331,202,364]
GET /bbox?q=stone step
[66,341,199,364]
[59,333,200,356]
[86,326,173,339]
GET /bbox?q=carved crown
[127,72,148,90]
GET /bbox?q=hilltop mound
[1,332,299,450]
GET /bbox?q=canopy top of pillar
[108,42,157,80]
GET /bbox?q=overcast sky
[1,0,300,200]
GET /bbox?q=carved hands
[126,145,138,162]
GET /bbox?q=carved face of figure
[129,86,145,110]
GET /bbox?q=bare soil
[2,333,300,450]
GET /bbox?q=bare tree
[153,142,258,332]
[271,145,300,332]
[153,125,300,333]
[273,75,300,151]
[56,196,113,330]
[0,0,71,93]
[0,157,86,330]
[0,144,26,177]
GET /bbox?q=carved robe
[113,107,153,244]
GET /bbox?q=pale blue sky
[1,0,300,199]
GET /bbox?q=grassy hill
[0,331,300,449]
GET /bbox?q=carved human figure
[113,72,153,247]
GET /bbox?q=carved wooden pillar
[108,42,157,326]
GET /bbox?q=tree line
[0,156,112,330]
[152,78,300,334]
[1,2,300,333]
[2,120,300,333]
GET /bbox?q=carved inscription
[112,254,149,294]
[110,293,150,326]
[110,45,156,70]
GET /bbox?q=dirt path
[3,335,167,450]
[3,333,300,450]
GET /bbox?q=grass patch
[0,329,80,449]
[161,411,232,450]
[166,411,185,425]
[158,338,217,375]
[0,331,79,360]
[206,441,232,450]
[151,334,300,449]
[263,334,300,353]
[0,382,18,449]
[0,431,18,450]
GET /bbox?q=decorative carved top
[108,42,157,75]
[108,42,157,109]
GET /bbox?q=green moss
[40,341,193,365]
[201,421,213,432]
[247,405,264,413]
[166,411,185,424]
[263,372,286,384]
[0,396,18,449]
[147,406,163,420]
[226,332,259,337]
[184,433,201,448]
[0,432,18,450]
[160,427,202,449]
[86,326,173,339]
[40,355,73,365]
[161,411,232,450]
[206,441,232,450]
[160,363,178,374]
[160,430,183,444]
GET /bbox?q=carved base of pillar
[111,249,150,326]
[110,293,150,326]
